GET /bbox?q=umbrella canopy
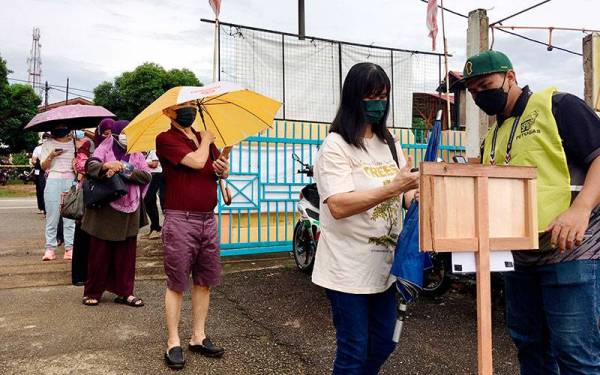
[391,114,443,303]
[123,81,282,152]
[24,104,115,132]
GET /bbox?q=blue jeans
[326,286,397,375]
[504,259,600,375]
[44,178,75,250]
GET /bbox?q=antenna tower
[27,28,42,97]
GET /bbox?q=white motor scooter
[291,154,320,273]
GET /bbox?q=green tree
[94,63,202,120]
[0,55,41,154]
[165,68,201,87]
[11,152,30,166]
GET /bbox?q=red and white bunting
[209,0,221,19]
[426,0,438,51]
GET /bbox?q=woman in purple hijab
[81,120,151,306]
[94,118,115,147]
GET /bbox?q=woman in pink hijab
[81,120,151,306]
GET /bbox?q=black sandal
[114,295,144,307]
[82,296,99,306]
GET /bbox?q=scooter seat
[301,183,320,209]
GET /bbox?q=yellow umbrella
[123,82,282,152]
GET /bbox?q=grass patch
[0,183,36,198]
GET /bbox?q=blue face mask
[74,130,85,139]
[361,100,387,124]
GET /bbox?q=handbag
[60,184,84,220]
[83,173,128,208]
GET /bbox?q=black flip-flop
[114,295,144,307]
[82,296,99,306]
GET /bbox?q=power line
[494,28,582,56]
[50,86,94,101]
[7,77,96,101]
[494,25,600,33]
[7,77,95,94]
[490,0,552,27]
[418,0,468,19]
[415,0,582,56]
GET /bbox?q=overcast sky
[1,0,597,104]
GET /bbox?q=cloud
[0,0,595,108]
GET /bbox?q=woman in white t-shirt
[313,62,419,375]
[40,124,76,261]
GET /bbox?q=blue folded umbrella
[391,116,442,303]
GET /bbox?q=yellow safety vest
[482,87,571,232]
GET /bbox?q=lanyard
[489,115,521,166]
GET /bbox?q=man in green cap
[462,50,600,374]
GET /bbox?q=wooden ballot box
[419,162,538,375]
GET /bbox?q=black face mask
[473,75,509,116]
[50,128,70,138]
[175,107,197,128]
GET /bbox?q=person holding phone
[40,124,76,261]
[156,103,230,370]
[313,63,419,374]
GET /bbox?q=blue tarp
[391,117,442,303]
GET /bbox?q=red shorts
[162,210,222,292]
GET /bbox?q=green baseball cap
[462,50,513,82]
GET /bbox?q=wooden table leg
[475,177,493,375]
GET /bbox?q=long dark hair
[330,62,392,149]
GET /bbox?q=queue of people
[29,52,598,374]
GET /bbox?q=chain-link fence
[210,20,445,128]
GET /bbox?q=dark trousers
[57,216,64,244]
[144,172,164,232]
[326,286,397,375]
[505,259,600,375]
[84,236,137,300]
[34,170,45,212]
[71,223,90,285]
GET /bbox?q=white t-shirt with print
[311,132,407,294]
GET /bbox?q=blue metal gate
[217,120,465,256]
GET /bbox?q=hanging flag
[426,0,438,51]
[209,0,221,19]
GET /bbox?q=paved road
[0,268,519,375]
[0,198,45,258]
[0,197,520,374]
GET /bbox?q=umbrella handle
[219,179,232,206]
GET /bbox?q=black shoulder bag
[82,157,128,208]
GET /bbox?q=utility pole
[583,33,600,112]
[44,81,49,109]
[465,9,490,157]
[65,78,69,104]
[298,0,305,40]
